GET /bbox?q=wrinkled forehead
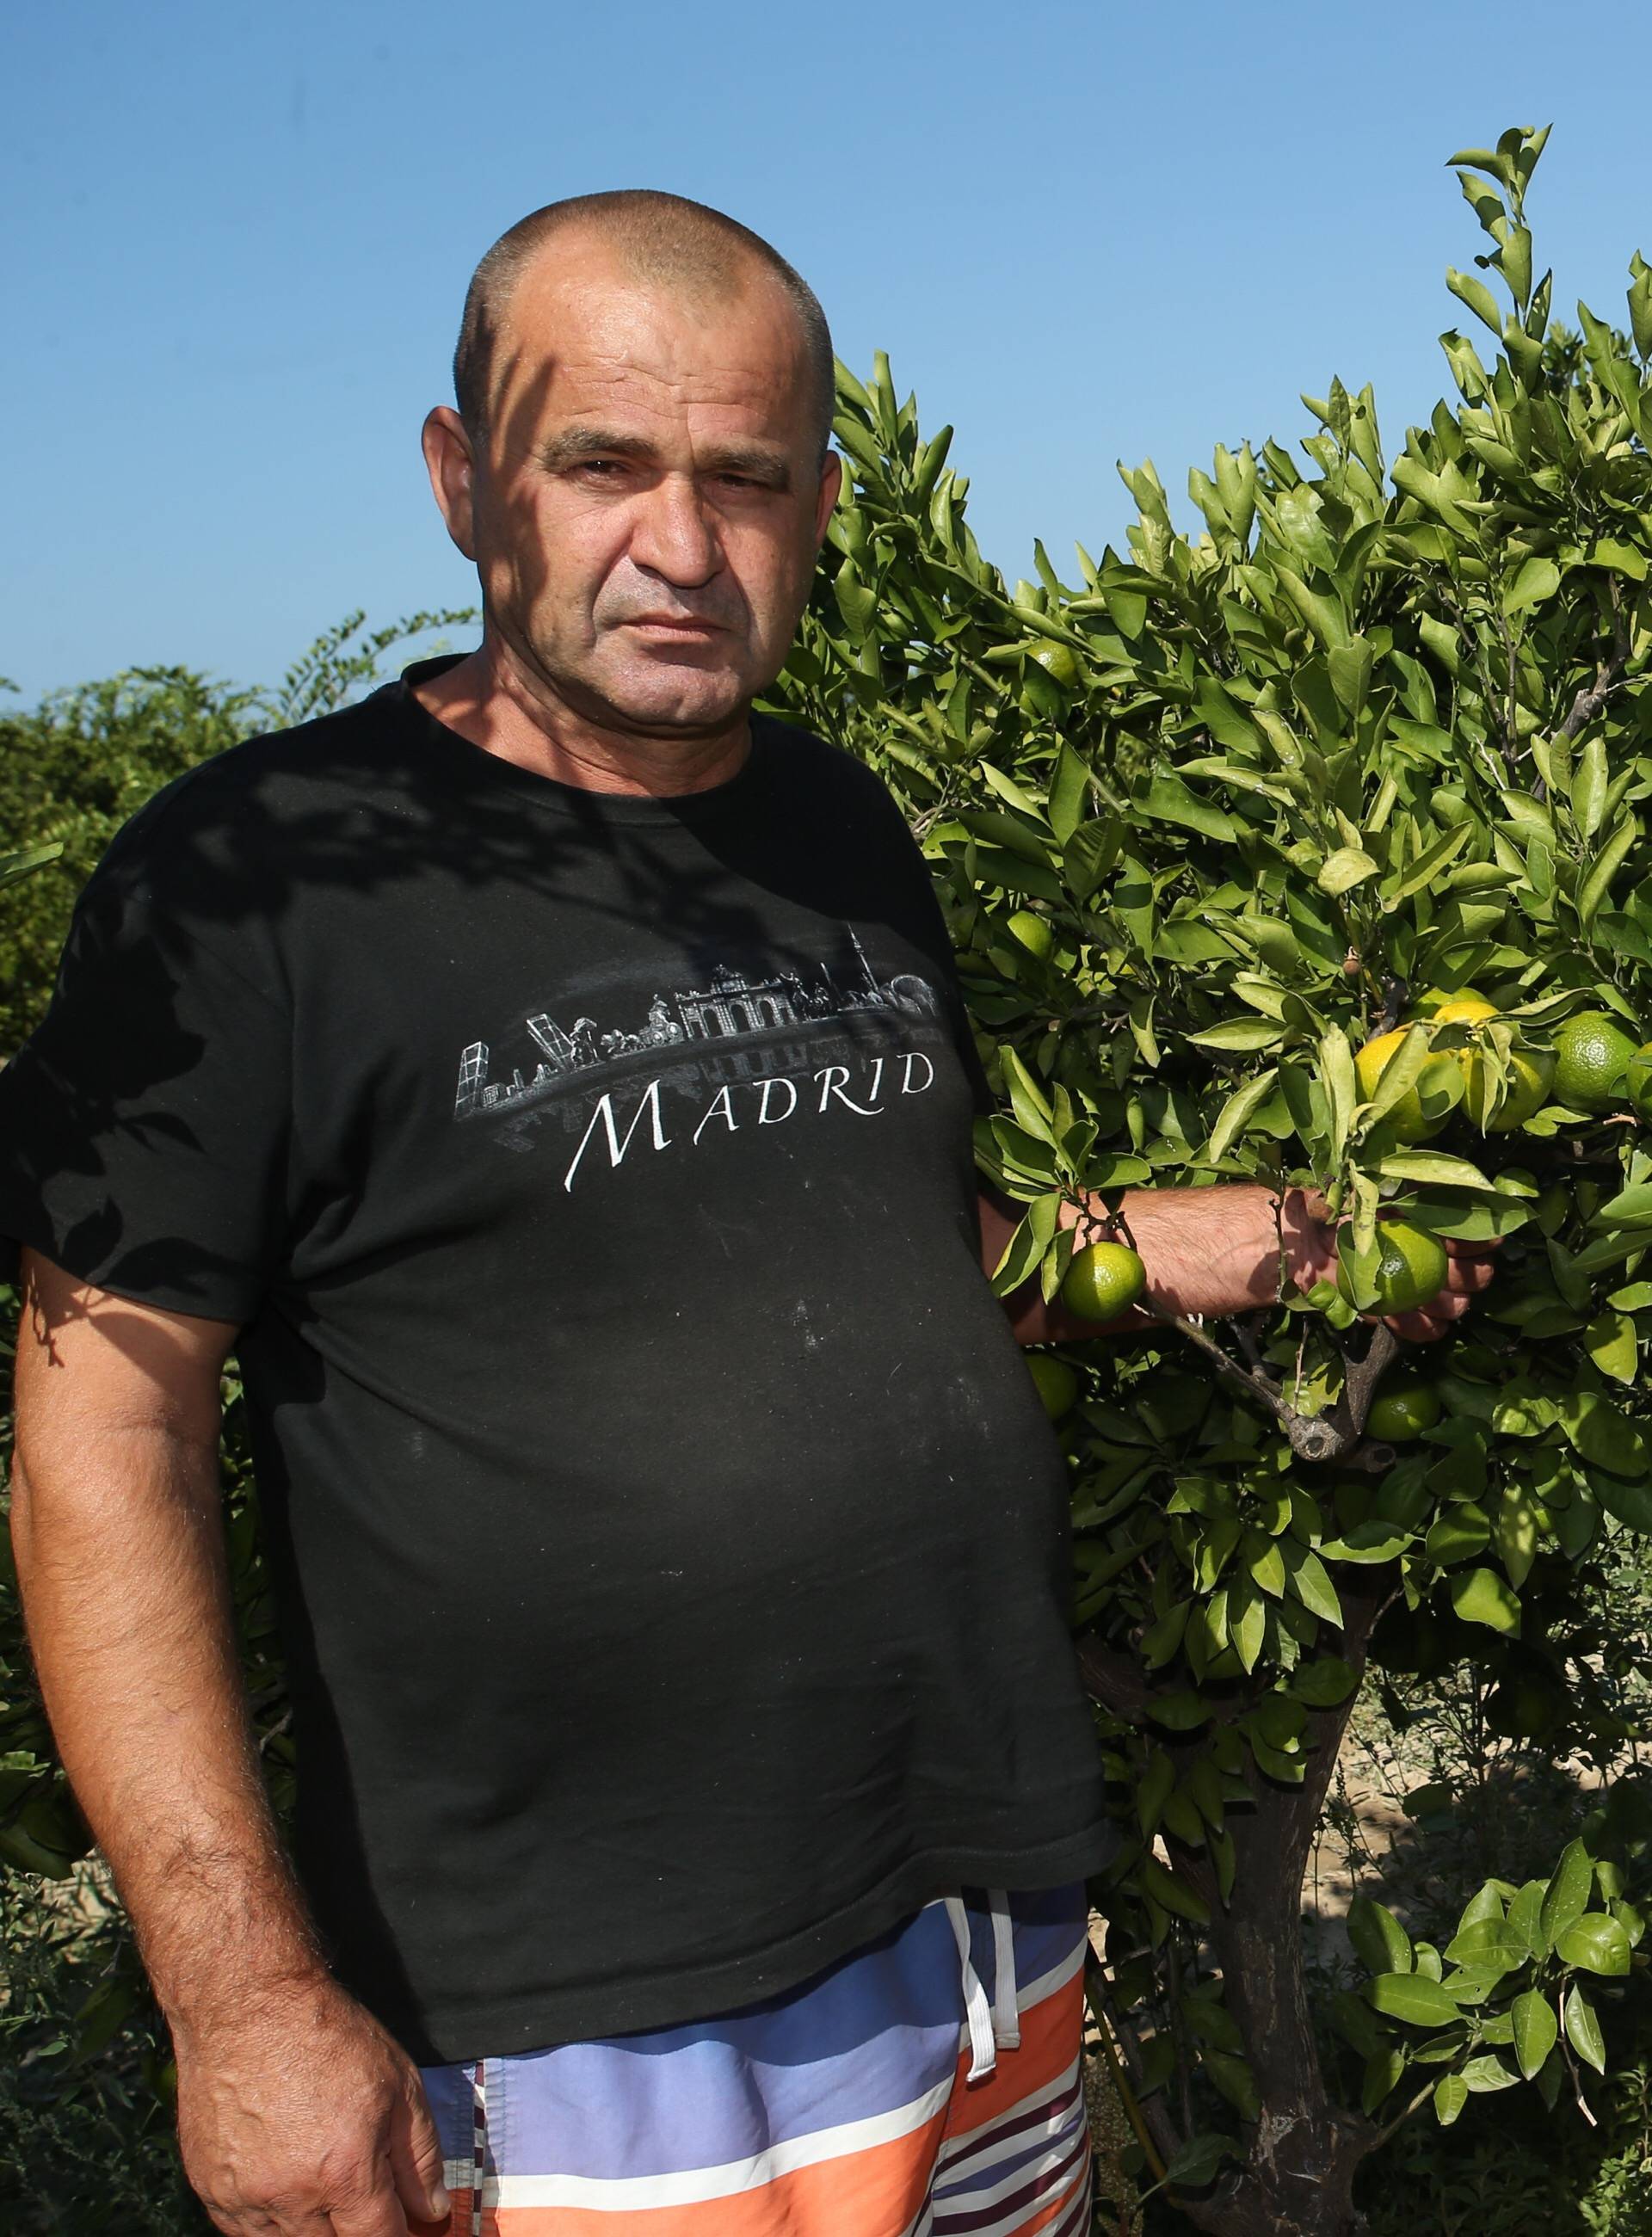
[485,237,815,452]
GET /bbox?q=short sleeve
[0,834,291,1323]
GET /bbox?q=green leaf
[1282,1542,1344,1625]
[1063,814,1125,902]
[989,1208,1049,1297]
[1147,1691,1213,1732]
[1367,1972,1462,2027]
[1589,1181,1652,1229]
[1559,1390,1649,1480]
[1362,2046,1407,2115]
[1564,1985,1606,2073]
[1448,1567,1522,1636]
[1540,1840,1595,1952]
[1350,1895,1413,1978]
[1381,824,1471,909]
[1186,1017,1288,1052]
[1318,847,1381,897]
[1377,1149,1494,1189]
[1433,2073,1469,2126]
[1503,556,1561,616]
[1205,1068,1281,1167]
[1203,2048,1261,2119]
[1290,1655,1359,1707]
[1160,2131,1238,2193]
[1460,2051,1519,2093]
[1585,1310,1639,1384]
[1138,769,1238,842]
[1574,738,1609,845]
[999,1045,1055,1137]
[1556,1913,1632,1977]
[1512,1988,1558,2080]
[1578,811,1638,930]
[1047,743,1092,846]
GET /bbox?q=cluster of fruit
[1357,993,1652,1142]
[1023,989,1652,1427]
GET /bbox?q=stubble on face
[469,237,832,748]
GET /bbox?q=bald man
[1,192,1487,2237]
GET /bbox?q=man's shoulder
[751,713,912,830]
[92,686,415,894]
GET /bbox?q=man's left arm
[979,1185,1496,1347]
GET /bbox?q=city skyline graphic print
[451,923,951,1187]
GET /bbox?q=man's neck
[411,640,751,798]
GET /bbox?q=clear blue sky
[6,0,1650,705]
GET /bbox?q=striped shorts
[419,1883,1092,2236]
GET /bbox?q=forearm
[1070,1184,1300,1320]
[985,1184,1323,1343]
[9,1417,323,2031]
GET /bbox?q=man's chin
[584,662,754,737]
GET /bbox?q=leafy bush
[0,611,474,1053]
[765,122,1652,2235]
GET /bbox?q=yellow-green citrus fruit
[1006,910,1054,961]
[1335,1221,1449,1317]
[1027,1354,1079,1420]
[1355,1028,1447,1142]
[1030,640,1081,689]
[1060,1241,1148,1322]
[1428,992,1498,1027]
[1422,993,1552,1131]
[1480,1049,1555,1132]
[1553,1011,1640,1113]
[1625,1044,1652,1123]
[1365,1376,1444,1442]
[1428,993,1497,1117]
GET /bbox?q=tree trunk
[1080,1575,1392,2236]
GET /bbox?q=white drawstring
[988,1888,1020,2051]
[944,1889,1019,2081]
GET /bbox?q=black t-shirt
[0,661,1110,2061]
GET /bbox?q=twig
[1556,582,1630,746]
[1085,1950,1172,2184]
[1370,2079,1437,2153]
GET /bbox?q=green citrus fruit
[1026,1354,1079,1420]
[1060,1240,1148,1322]
[1355,1027,1446,1141]
[1030,641,1081,690]
[1365,1376,1444,1441]
[1006,910,1054,961]
[1335,1221,1449,1317]
[1553,1010,1640,1113]
[1625,1043,1652,1122]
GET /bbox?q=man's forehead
[491,237,808,427]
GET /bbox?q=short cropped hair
[453,189,835,461]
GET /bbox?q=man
[1,193,1489,2237]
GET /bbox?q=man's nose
[630,474,721,588]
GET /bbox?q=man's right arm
[9,1248,449,2237]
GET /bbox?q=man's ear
[813,450,843,550]
[422,407,479,562]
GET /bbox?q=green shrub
[765,121,1652,2235]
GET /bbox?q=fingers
[329,2182,416,2237]
[387,2077,451,2230]
[1442,1253,1496,1297]
[1383,1308,1450,1343]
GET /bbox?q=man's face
[431,237,841,737]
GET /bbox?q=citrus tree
[765,125,1652,2235]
